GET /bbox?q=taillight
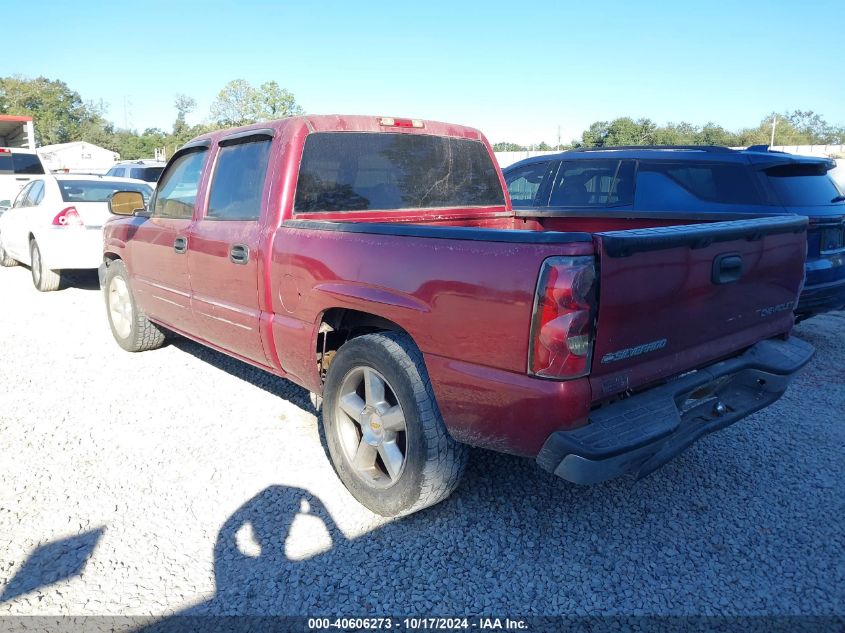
[52,206,83,227]
[529,256,597,379]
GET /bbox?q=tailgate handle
[712,253,743,285]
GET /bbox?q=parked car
[0,147,46,210]
[99,116,812,517]
[502,145,845,319]
[0,175,152,291]
[105,159,165,184]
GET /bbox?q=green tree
[210,79,303,127]
[492,142,526,151]
[0,75,108,145]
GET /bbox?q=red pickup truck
[100,115,814,516]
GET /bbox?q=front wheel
[104,259,165,352]
[30,239,60,291]
[322,332,468,516]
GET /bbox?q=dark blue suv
[502,146,845,319]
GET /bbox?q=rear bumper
[797,276,845,316]
[36,226,103,270]
[536,336,814,485]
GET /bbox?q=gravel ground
[0,264,843,618]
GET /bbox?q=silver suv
[105,160,165,184]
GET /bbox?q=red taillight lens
[52,206,83,227]
[529,256,597,379]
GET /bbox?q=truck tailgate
[589,216,808,401]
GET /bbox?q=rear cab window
[294,132,504,213]
[0,152,44,175]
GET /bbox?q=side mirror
[109,191,148,217]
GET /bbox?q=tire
[30,239,61,292]
[322,332,468,516]
[103,259,165,352]
[0,239,18,267]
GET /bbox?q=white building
[37,142,119,174]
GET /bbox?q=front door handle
[174,236,187,254]
[229,244,249,265]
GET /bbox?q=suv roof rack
[568,145,735,153]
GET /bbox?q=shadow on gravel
[170,338,317,415]
[0,527,104,602]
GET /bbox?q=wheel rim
[31,244,41,285]
[335,366,408,489]
[108,276,133,339]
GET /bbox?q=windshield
[59,180,153,203]
[0,152,45,175]
[294,132,505,212]
[764,163,843,206]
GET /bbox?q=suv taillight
[529,256,597,379]
[52,206,83,227]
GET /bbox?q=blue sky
[4,0,843,145]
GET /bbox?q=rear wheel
[322,332,468,516]
[0,240,17,267]
[30,239,61,291]
[104,259,165,352]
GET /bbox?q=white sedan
[0,175,152,291]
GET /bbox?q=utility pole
[557,125,561,150]
[770,114,777,146]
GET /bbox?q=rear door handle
[229,244,249,265]
[173,236,187,254]
[712,253,743,284]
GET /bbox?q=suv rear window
[0,152,44,175]
[636,162,763,207]
[294,132,505,212]
[764,163,843,206]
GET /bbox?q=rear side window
[0,152,44,175]
[764,163,843,206]
[207,139,272,221]
[548,160,634,207]
[26,180,45,206]
[153,149,207,219]
[59,180,152,203]
[636,162,762,207]
[504,161,549,207]
[294,132,505,212]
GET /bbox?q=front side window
[636,161,762,208]
[504,162,549,207]
[153,149,208,219]
[548,160,634,207]
[764,163,843,206]
[59,180,152,203]
[207,138,272,221]
[294,132,505,212]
